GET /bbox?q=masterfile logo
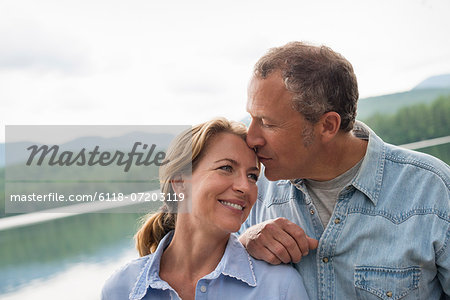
[26,142,168,172]
[4,125,192,214]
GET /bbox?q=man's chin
[263,167,282,181]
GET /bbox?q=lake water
[0,213,144,299]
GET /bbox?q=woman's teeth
[219,200,243,210]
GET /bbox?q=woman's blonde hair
[135,117,248,256]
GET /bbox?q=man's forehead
[246,75,290,109]
[245,94,265,115]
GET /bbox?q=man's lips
[257,154,271,161]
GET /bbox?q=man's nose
[246,119,264,150]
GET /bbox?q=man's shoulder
[383,143,449,186]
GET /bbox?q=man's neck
[309,131,367,182]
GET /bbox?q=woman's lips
[218,199,246,211]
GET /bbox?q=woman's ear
[319,111,341,142]
[170,173,191,213]
[171,174,186,194]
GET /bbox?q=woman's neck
[159,217,230,299]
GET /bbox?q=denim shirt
[239,122,450,299]
[101,231,309,300]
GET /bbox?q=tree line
[362,95,450,164]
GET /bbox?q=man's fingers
[248,243,282,264]
[278,219,312,259]
[307,236,319,249]
[264,243,288,265]
[271,228,303,263]
[244,231,285,264]
[240,218,318,265]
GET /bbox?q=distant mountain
[413,74,450,90]
[357,74,450,120]
[357,87,450,120]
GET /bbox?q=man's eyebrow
[247,113,277,123]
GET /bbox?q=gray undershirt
[304,158,363,228]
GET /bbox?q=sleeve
[436,222,450,296]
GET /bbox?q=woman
[102,118,309,300]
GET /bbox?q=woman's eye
[248,173,259,182]
[218,165,233,172]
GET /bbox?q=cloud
[0,21,92,75]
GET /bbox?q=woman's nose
[233,172,251,194]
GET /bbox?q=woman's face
[185,132,259,234]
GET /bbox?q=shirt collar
[129,232,257,300]
[350,121,385,206]
[129,231,175,300]
[209,233,257,287]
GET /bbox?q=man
[238,42,450,299]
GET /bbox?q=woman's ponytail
[135,206,176,256]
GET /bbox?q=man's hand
[239,217,319,264]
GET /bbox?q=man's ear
[319,111,341,142]
[171,174,187,194]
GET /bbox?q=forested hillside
[362,95,450,163]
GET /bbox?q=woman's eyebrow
[214,158,238,165]
[248,166,260,172]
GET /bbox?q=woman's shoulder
[101,255,151,300]
[249,258,309,299]
[251,257,300,279]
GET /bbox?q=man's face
[246,72,319,181]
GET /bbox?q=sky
[1,0,450,142]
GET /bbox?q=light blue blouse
[102,231,309,300]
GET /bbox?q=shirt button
[310,209,315,215]
[322,257,329,263]
[200,285,207,293]
[334,218,341,224]
[386,291,393,297]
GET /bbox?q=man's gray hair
[254,42,359,132]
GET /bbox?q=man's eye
[248,173,259,182]
[261,122,273,128]
[218,165,233,172]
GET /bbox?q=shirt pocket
[354,266,420,300]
